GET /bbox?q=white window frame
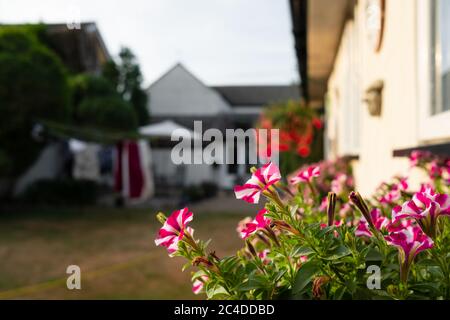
[417,0,450,142]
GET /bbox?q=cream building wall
[326,0,427,195]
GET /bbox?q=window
[432,0,450,114]
[417,0,450,141]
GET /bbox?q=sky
[0,0,299,87]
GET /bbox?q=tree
[0,26,70,177]
[69,73,138,131]
[103,47,150,126]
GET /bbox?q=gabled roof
[146,63,231,116]
[213,85,301,107]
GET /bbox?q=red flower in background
[312,117,323,130]
[256,100,322,159]
[297,145,310,158]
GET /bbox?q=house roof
[290,0,353,107]
[44,22,110,73]
[0,22,110,74]
[146,63,232,116]
[213,85,301,107]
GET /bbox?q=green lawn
[0,207,247,299]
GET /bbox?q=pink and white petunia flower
[331,173,347,195]
[379,178,408,205]
[258,249,271,265]
[234,162,281,204]
[385,224,433,282]
[155,207,194,254]
[387,206,413,233]
[392,188,450,237]
[240,209,271,239]
[355,209,390,238]
[290,165,320,185]
[192,275,209,295]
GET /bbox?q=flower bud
[245,239,258,258]
[209,251,220,262]
[349,191,374,229]
[156,212,167,224]
[327,192,337,227]
[312,276,330,299]
[192,256,220,273]
[192,256,213,268]
[256,232,271,247]
[272,220,300,236]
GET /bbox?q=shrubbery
[0,26,70,177]
[182,182,219,203]
[22,179,99,206]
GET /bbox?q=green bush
[22,179,99,206]
[201,182,218,198]
[183,184,205,202]
[77,96,138,131]
[0,26,70,177]
[182,182,218,203]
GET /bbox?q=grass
[0,207,248,299]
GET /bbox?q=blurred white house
[146,63,300,192]
[291,0,450,194]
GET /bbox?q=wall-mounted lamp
[363,80,384,116]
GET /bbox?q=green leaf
[292,261,320,294]
[206,285,229,299]
[274,269,287,282]
[182,261,191,272]
[409,282,442,296]
[239,274,269,291]
[290,205,299,218]
[333,286,346,299]
[292,245,315,256]
[416,258,439,267]
[191,269,207,280]
[325,245,351,260]
[365,248,382,262]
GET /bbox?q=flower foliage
[155,152,450,300]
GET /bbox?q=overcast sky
[0,0,299,87]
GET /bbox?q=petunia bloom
[236,217,252,238]
[234,162,281,204]
[192,275,209,295]
[409,150,432,167]
[387,207,412,233]
[331,173,348,195]
[258,249,271,265]
[155,207,194,254]
[240,209,271,239]
[392,188,450,237]
[379,178,408,205]
[385,225,434,283]
[355,208,390,238]
[290,165,320,185]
